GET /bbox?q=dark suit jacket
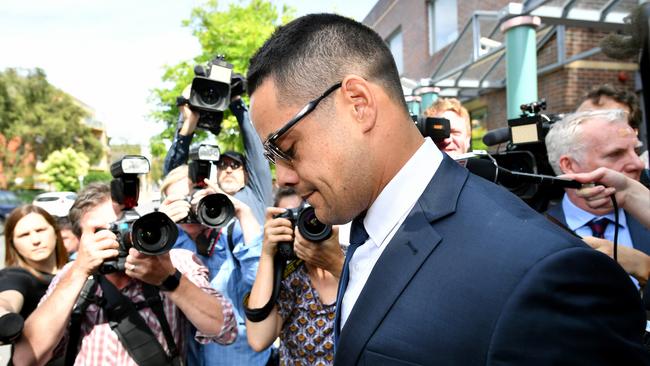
[546,201,650,255]
[334,156,649,365]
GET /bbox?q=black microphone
[482,127,511,146]
[461,157,582,189]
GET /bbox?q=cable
[611,195,619,262]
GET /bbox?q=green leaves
[0,68,104,189]
[39,148,90,192]
[150,0,294,157]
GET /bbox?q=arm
[562,167,650,229]
[230,98,273,209]
[487,247,649,365]
[124,248,237,344]
[583,236,650,286]
[294,226,344,278]
[13,230,120,366]
[163,104,199,176]
[246,207,291,351]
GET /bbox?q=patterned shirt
[278,264,336,366]
[43,248,238,366]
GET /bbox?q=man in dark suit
[245,13,649,365]
[545,109,650,285]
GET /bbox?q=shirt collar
[561,194,627,231]
[364,138,443,247]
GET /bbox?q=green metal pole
[501,16,541,119]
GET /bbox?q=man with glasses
[245,13,649,365]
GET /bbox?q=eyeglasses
[263,82,342,164]
[217,160,242,170]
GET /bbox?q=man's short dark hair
[247,13,408,113]
[580,85,641,129]
[68,183,112,237]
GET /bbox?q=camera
[413,115,451,142]
[177,56,234,135]
[99,211,179,274]
[274,204,333,260]
[101,156,179,274]
[179,144,235,229]
[481,99,565,212]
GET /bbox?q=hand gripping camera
[179,144,235,229]
[99,156,179,274]
[274,204,333,260]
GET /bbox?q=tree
[39,148,89,192]
[150,0,294,157]
[0,68,104,189]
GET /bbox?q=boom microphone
[482,127,511,146]
[460,157,582,189]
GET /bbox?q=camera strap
[65,276,100,366]
[96,276,179,366]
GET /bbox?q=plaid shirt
[42,248,238,366]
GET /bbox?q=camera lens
[131,212,178,255]
[197,193,235,228]
[297,206,332,242]
[200,87,219,105]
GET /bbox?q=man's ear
[559,155,578,174]
[340,75,377,133]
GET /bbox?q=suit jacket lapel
[335,156,468,364]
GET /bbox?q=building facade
[363,0,642,143]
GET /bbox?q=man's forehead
[250,79,291,137]
[81,200,117,227]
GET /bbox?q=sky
[0,0,377,147]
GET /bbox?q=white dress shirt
[340,138,443,328]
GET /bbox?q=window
[387,29,404,75]
[428,0,459,54]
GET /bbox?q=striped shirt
[43,248,237,366]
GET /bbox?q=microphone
[459,156,582,189]
[482,127,511,146]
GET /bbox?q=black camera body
[186,56,233,135]
[412,115,451,142]
[179,192,234,229]
[275,205,332,260]
[482,99,564,212]
[99,211,179,274]
[101,156,179,274]
[179,144,235,229]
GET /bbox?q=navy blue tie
[334,214,369,344]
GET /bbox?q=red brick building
[363,0,642,143]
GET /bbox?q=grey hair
[545,109,628,175]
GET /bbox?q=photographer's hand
[125,248,231,335]
[124,248,175,286]
[294,226,344,278]
[159,193,191,223]
[262,207,294,258]
[72,229,120,277]
[583,236,650,286]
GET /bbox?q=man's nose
[276,163,299,187]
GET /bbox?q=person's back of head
[576,85,640,130]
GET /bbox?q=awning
[427,0,638,99]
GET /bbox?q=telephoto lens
[131,212,179,255]
[196,193,235,229]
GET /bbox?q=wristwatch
[159,269,182,292]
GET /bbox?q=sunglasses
[217,160,242,170]
[263,82,342,165]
